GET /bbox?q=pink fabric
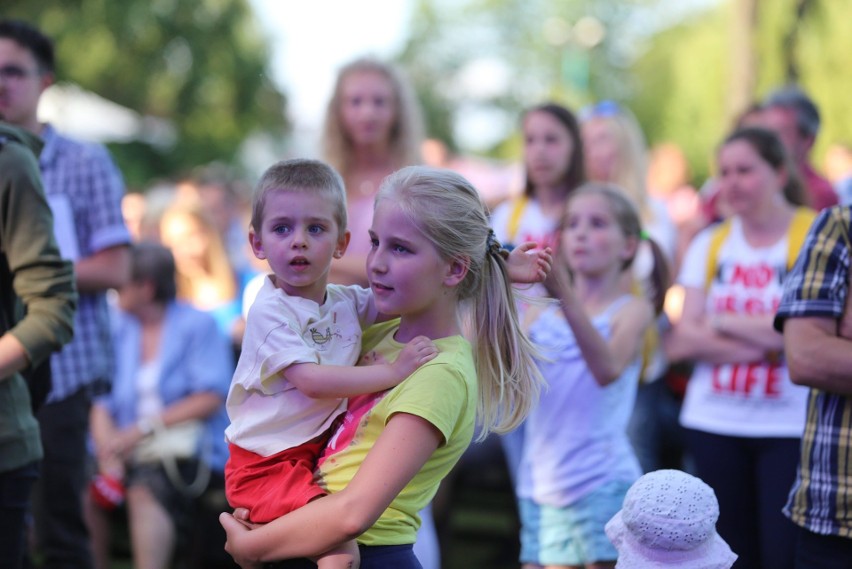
[801,162,838,211]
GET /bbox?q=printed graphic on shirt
[306,311,359,353]
[708,259,786,400]
[709,260,787,316]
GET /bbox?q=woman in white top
[666,127,813,569]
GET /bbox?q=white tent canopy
[38,82,175,148]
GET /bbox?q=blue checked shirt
[774,205,852,537]
[39,125,131,402]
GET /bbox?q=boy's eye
[369,237,379,248]
[273,224,290,234]
[308,225,324,234]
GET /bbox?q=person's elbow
[783,319,833,387]
[334,493,378,540]
[785,343,821,386]
[592,366,620,387]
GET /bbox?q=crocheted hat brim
[605,511,738,569]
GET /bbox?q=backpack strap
[704,207,816,291]
[704,219,732,291]
[786,207,817,270]
[506,195,529,244]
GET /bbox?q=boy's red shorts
[225,438,327,523]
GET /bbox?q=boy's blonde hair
[322,57,424,177]
[251,159,347,235]
[377,166,544,438]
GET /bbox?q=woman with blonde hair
[580,101,677,264]
[159,202,241,341]
[322,57,425,287]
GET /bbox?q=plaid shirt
[39,125,131,402]
[774,205,852,537]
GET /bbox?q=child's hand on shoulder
[506,242,553,284]
[393,335,438,379]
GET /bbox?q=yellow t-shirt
[316,320,477,545]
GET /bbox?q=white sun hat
[605,469,737,569]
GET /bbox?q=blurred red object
[90,473,125,511]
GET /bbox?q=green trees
[5,0,288,188]
[396,0,851,185]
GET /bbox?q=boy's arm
[283,336,437,398]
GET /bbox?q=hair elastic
[486,229,509,260]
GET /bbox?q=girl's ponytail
[377,166,544,440]
[471,238,543,439]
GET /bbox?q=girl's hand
[506,242,553,284]
[220,512,264,569]
[542,253,573,302]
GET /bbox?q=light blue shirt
[98,301,234,471]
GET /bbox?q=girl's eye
[369,237,379,248]
[393,244,409,254]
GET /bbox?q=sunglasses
[0,64,41,81]
[579,100,622,121]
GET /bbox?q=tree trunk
[728,0,759,128]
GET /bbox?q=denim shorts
[519,479,630,566]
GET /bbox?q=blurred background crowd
[2,1,852,568]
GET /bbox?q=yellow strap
[704,220,732,291]
[786,207,817,270]
[506,195,529,243]
[704,207,816,291]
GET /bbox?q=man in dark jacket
[0,120,76,568]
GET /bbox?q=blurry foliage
[5,0,288,189]
[397,0,852,186]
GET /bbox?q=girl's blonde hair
[322,57,424,177]
[159,203,237,306]
[583,104,652,222]
[377,166,544,439]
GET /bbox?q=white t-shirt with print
[224,276,378,456]
[677,218,808,438]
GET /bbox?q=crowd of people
[2,15,852,569]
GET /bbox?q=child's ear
[621,235,639,263]
[333,230,351,259]
[249,228,266,260]
[443,255,470,288]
